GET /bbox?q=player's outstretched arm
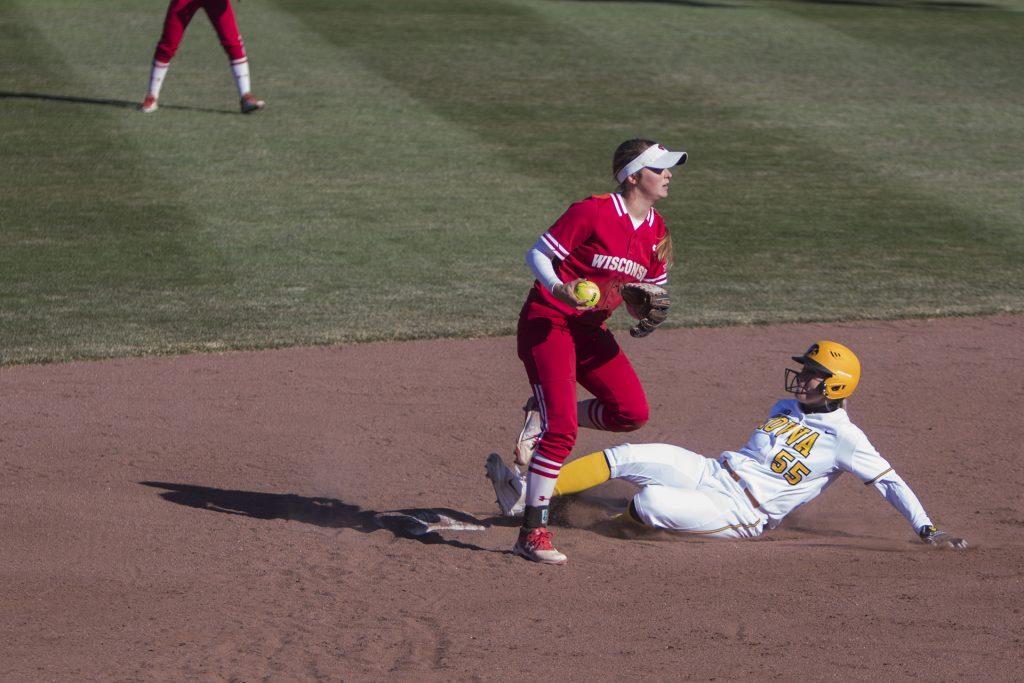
[918,524,968,550]
[865,470,967,549]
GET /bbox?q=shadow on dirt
[767,524,917,551]
[0,90,236,114]
[140,481,496,552]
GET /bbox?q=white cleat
[513,396,542,467]
[485,452,526,517]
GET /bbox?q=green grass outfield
[2,0,1022,364]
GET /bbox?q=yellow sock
[553,451,611,497]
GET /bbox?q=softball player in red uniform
[489,138,687,565]
[139,0,265,114]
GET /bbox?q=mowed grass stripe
[1,0,1021,364]
[169,0,579,339]
[210,0,571,339]
[0,1,241,362]
[550,0,1024,309]
[535,0,1023,319]
[278,0,1022,323]
[737,2,1024,237]
[2,0,568,362]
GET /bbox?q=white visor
[615,144,687,184]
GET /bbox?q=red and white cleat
[240,92,265,114]
[513,526,567,565]
[139,94,158,113]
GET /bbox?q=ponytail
[656,232,673,270]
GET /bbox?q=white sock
[525,470,558,508]
[231,58,251,98]
[148,61,169,99]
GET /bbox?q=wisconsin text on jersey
[590,254,648,280]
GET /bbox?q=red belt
[722,460,761,509]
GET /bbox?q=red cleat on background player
[240,92,265,114]
[139,95,159,114]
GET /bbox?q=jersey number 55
[771,450,811,485]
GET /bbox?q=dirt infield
[2,316,1022,680]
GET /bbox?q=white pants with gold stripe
[605,443,767,538]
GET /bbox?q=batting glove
[918,524,968,550]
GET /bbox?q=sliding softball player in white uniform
[487,340,966,563]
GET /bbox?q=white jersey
[720,399,932,531]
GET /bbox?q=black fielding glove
[620,283,670,338]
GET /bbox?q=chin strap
[800,400,842,414]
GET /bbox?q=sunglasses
[643,166,668,175]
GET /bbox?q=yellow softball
[573,280,601,308]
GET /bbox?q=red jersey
[526,193,670,326]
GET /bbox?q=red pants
[153,0,246,63]
[517,304,649,473]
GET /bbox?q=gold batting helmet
[790,340,861,400]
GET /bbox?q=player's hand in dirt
[918,525,968,550]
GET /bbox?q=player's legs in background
[142,0,201,110]
[154,0,201,63]
[202,0,245,61]
[202,0,264,112]
[574,326,648,432]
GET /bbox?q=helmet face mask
[785,341,861,401]
[784,366,828,398]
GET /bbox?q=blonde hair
[656,233,673,270]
